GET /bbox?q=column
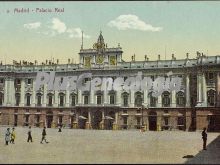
[217,73,220,107]
[6,78,15,106]
[185,74,190,107]
[42,84,47,107]
[65,90,70,107]
[54,91,58,107]
[113,111,119,130]
[86,110,91,129]
[157,95,162,108]
[116,90,121,106]
[19,79,25,106]
[129,90,134,107]
[171,90,176,107]
[202,73,207,107]
[90,89,94,105]
[143,89,148,107]
[103,89,108,104]
[77,90,82,105]
[100,110,105,130]
[31,80,36,106]
[196,73,202,106]
[3,78,7,106]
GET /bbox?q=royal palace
[0,32,220,131]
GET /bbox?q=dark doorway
[46,111,53,128]
[78,112,88,129]
[208,115,220,132]
[149,111,157,131]
[92,110,102,129]
[14,115,18,126]
[105,111,115,130]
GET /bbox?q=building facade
[0,32,220,131]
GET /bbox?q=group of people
[5,127,16,145]
[5,126,49,145]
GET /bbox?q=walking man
[5,128,10,145]
[202,127,207,150]
[10,128,16,144]
[40,127,49,144]
[27,126,33,142]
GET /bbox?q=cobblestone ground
[0,126,219,164]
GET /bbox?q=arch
[105,111,115,130]
[92,110,102,129]
[78,111,88,129]
[148,111,157,131]
[46,110,53,128]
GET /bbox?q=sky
[0,1,220,64]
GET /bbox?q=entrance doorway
[105,111,115,130]
[78,112,88,129]
[148,111,157,131]
[208,115,220,132]
[92,110,102,129]
[46,111,53,128]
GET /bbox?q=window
[123,94,128,107]
[16,79,21,85]
[48,94,53,106]
[110,95,115,104]
[0,78,3,84]
[162,91,170,107]
[58,115,63,124]
[26,94,31,106]
[0,93,3,105]
[135,92,142,107]
[177,117,184,126]
[71,95,76,106]
[207,90,216,106]
[149,93,156,107]
[37,94,41,106]
[164,117,169,126]
[123,117,128,125]
[27,79,32,85]
[208,73,214,80]
[60,95,64,106]
[84,95,89,104]
[15,94,20,106]
[176,91,185,106]
[137,110,141,114]
[137,117,141,125]
[97,95,102,105]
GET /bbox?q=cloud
[23,22,41,29]
[23,18,90,39]
[50,18,67,34]
[67,28,90,39]
[107,14,162,32]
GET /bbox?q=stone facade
[0,32,220,131]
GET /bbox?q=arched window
[70,93,77,106]
[26,93,31,106]
[162,91,170,107]
[47,93,53,106]
[149,92,156,107]
[15,93,20,106]
[36,93,42,106]
[110,94,115,104]
[135,92,143,107]
[97,95,102,105]
[84,95,89,104]
[207,90,216,106]
[0,92,3,105]
[176,91,185,107]
[122,92,129,107]
[59,93,65,106]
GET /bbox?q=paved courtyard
[0,126,219,164]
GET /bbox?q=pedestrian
[40,127,49,144]
[10,127,16,144]
[58,124,62,132]
[27,126,33,142]
[202,127,207,150]
[5,128,10,145]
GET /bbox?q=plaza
[0,126,219,164]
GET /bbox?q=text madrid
[35,71,183,97]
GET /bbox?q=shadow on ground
[184,135,220,164]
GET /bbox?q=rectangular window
[72,95,76,106]
[164,117,169,125]
[123,95,128,107]
[0,78,3,84]
[60,95,64,106]
[84,95,89,104]
[137,110,141,114]
[49,96,52,106]
[97,95,102,104]
[37,95,41,106]
[27,79,32,85]
[27,95,31,106]
[123,117,128,125]
[110,95,115,104]
[137,117,141,125]
[123,110,127,113]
